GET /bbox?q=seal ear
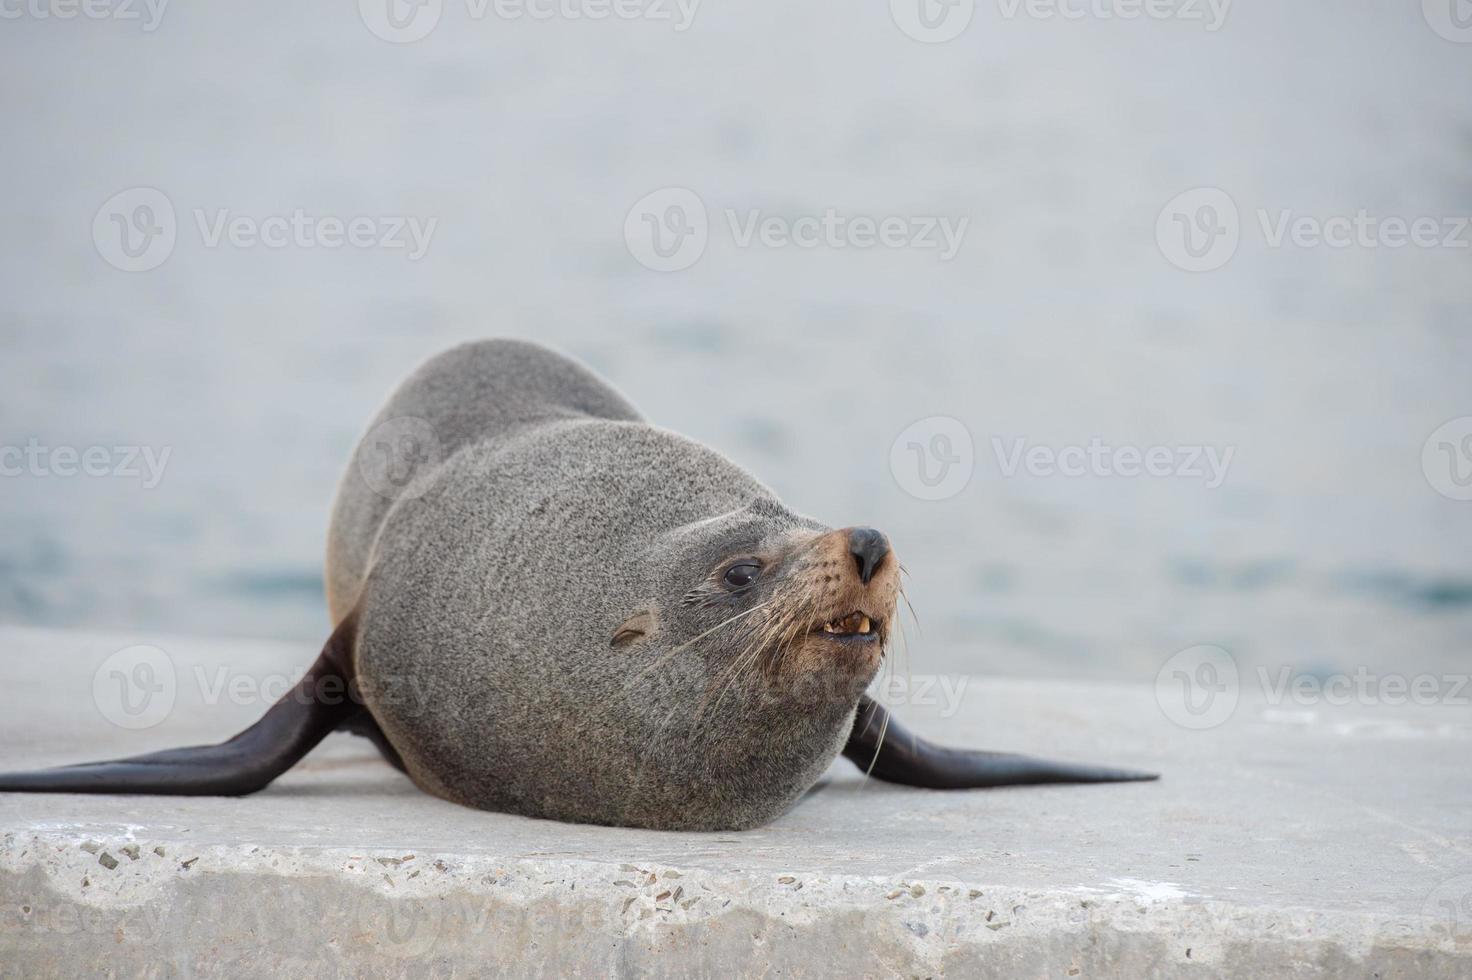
[611,609,657,648]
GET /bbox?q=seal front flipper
[0,613,365,796]
[842,695,1158,788]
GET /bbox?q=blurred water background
[1,1,1470,682]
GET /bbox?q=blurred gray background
[1,1,1469,681]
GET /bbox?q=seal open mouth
[814,611,881,641]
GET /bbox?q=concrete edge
[4,830,1468,978]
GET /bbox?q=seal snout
[848,527,890,585]
[799,526,899,648]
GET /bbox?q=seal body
[0,339,1157,818]
[328,340,886,830]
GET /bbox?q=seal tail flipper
[0,613,362,796]
[842,695,1159,788]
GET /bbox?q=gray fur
[327,340,890,831]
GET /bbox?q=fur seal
[0,340,1155,830]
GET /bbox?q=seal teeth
[818,613,874,636]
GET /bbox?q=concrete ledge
[2,626,1470,977]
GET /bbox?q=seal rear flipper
[842,695,1158,788]
[0,613,362,796]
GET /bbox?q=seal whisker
[775,591,820,671]
[701,606,790,717]
[861,704,892,787]
[667,599,777,657]
[638,593,793,770]
[641,595,796,757]
[616,599,777,696]
[858,616,904,791]
[895,612,914,718]
[699,589,812,726]
[858,617,906,758]
[899,584,920,635]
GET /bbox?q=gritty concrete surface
[1,625,1469,978]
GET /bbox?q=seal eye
[722,563,760,589]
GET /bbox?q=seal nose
[848,527,890,585]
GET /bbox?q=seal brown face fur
[0,339,1157,823]
[653,522,900,711]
